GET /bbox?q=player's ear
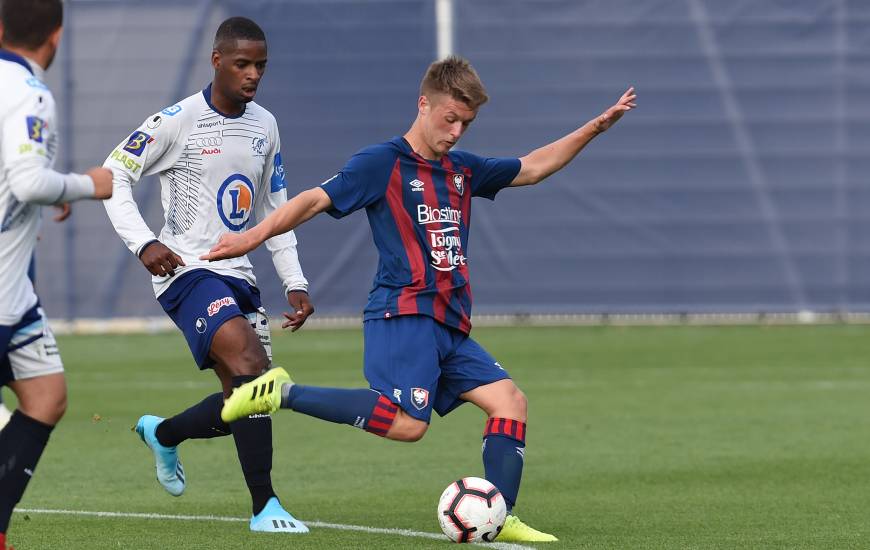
[419,95,430,115]
[211,49,221,70]
[47,25,63,51]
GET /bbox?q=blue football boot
[134,414,185,496]
[250,497,309,533]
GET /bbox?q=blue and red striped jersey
[321,137,521,333]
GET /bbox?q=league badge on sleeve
[452,174,464,196]
[270,152,286,192]
[25,116,47,143]
[123,131,152,157]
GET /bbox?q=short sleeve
[320,144,398,218]
[451,151,521,201]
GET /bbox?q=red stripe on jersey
[441,155,473,332]
[385,158,425,315]
[413,152,453,324]
[516,421,525,442]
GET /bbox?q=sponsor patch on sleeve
[25,116,47,143]
[270,152,287,192]
[122,131,152,157]
[161,104,182,116]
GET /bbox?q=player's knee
[387,414,428,442]
[510,386,528,421]
[17,379,67,425]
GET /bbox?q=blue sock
[482,418,526,513]
[281,385,397,436]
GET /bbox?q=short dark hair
[420,55,488,110]
[213,16,266,52]
[0,0,63,50]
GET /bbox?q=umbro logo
[409,179,424,192]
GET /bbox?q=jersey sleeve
[452,151,521,201]
[102,109,183,255]
[1,85,94,204]
[320,144,397,219]
[254,127,309,294]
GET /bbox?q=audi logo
[194,137,223,146]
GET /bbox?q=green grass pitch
[6,324,870,549]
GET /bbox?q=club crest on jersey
[452,174,464,196]
[251,136,268,156]
[411,387,429,410]
[409,179,424,192]
[25,116,47,143]
[217,174,255,231]
[123,131,152,157]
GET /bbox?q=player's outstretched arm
[511,87,636,187]
[202,187,333,262]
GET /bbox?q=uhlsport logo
[217,174,255,231]
[207,296,236,317]
[452,173,464,196]
[411,387,429,410]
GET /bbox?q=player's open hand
[200,232,256,262]
[591,86,637,134]
[140,240,185,277]
[282,290,314,332]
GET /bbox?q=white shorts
[0,304,64,386]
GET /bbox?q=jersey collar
[202,83,246,119]
[0,49,34,75]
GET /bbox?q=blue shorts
[158,269,270,369]
[363,315,511,423]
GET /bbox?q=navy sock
[231,375,276,516]
[482,418,526,513]
[281,385,396,436]
[155,393,230,447]
[0,411,54,532]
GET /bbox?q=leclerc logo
[217,174,255,231]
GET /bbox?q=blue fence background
[35,0,868,319]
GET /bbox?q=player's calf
[384,409,428,442]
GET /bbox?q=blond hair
[420,55,489,110]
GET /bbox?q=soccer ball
[437,477,506,543]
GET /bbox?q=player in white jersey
[102,17,311,534]
[0,1,114,547]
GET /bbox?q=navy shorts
[158,269,271,369]
[363,315,511,423]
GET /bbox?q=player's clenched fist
[139,241,185,277]
[86,167,114,199]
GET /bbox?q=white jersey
[0,51,94,325]
[103,85,307,297]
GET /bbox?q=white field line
[15,507,535,550]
